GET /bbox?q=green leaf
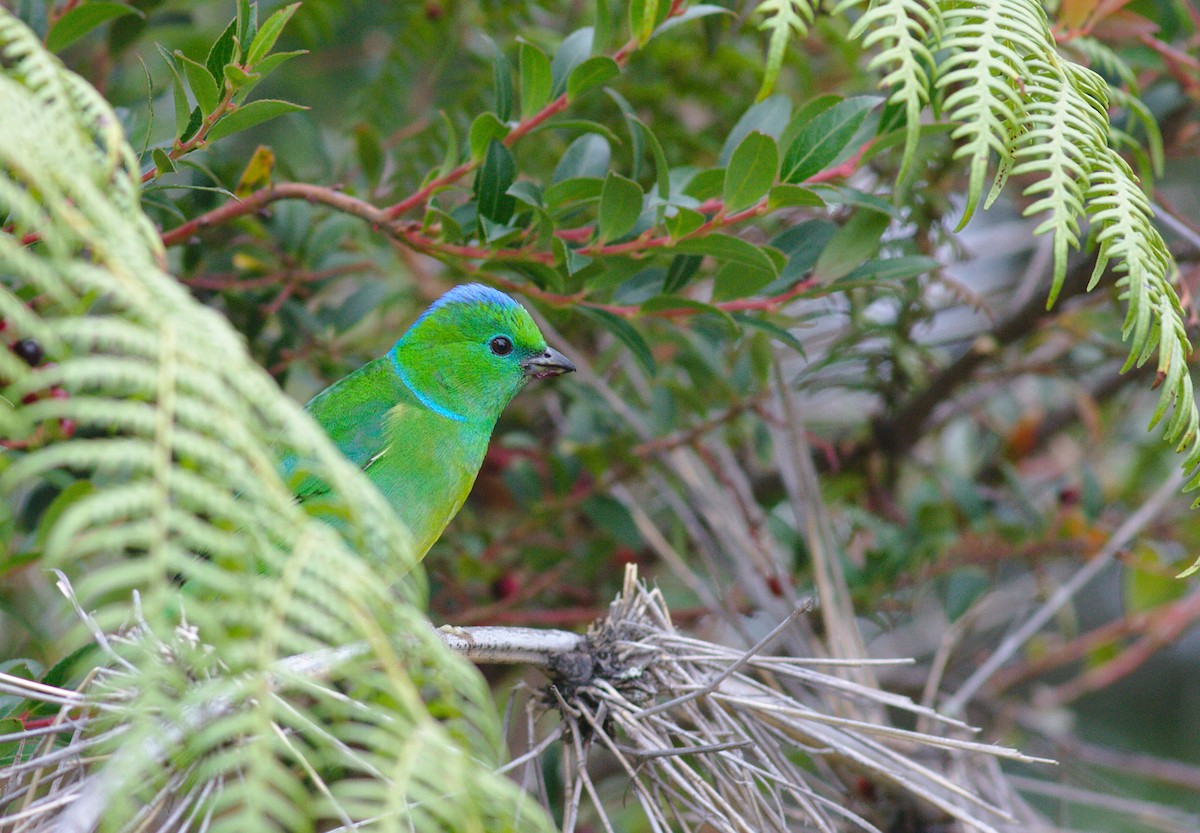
[639,119,670,213]
[663,253,703,294]
[606,89,644,180]
[577,306,656,375]
[762,219,837,293]
[712,261,774,301]
[179,105,203,143]
[507,180,544,208]
[246,1,300,66]
[156,44,191,137]
[598,172,643,242]
[233,49,306,104]
[354,123,385,188]
[526,119,621,146]
[723,131,778,213]
[719,94,791,166]
[46,2,143,52]
[674,234,776,275]
[544,177,604,209]
[567,55,620,101]
[483,35,513,122]
[779,93,841,153]
[206,17,239,85]
[593,0,612,53]
[236,0,257,47]
[519,42,552,120]
[151,147,176,174]
[642,295,738,337]
[176,51,221,117]
[438,110,459,177]
[812,209,889,282]
[665,206,704,239]
[731,312,806,355]
[554,238,595,275]
[767,184,824,209]
[468,112,511,160]
[551,27,594,97]
[475,140,517,224]
[206,99,307,142]
[683,167,725,201]
[552,134,610,182]
[652,4,733,37]
[782,96,877,183]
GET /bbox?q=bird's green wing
[286,356,409,501]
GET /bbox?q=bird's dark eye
[489,336,514,356]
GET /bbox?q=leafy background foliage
[4,0,1200,830]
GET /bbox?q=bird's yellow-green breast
[287,284,574,558]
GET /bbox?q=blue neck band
[392,351,467,423]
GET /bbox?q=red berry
[492,574,520,600]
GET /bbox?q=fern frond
[0,9,547,831]
[755,0,819,100]
[936,0,1053,227]
[840,0,942,181]
[1009,58,1109,304]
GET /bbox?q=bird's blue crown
[426,283,519,315]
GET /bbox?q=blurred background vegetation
[4,0,1200,830]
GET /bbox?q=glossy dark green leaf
[663,253,703,293]
[614,268,666,304]
[578,306,656,375]
[484,35,513,122]
[552,134,610,182]
[723,131,778,213]
[598,172,643,242]
[206,99,307,142]
[176,51,220,117]
[475,140,517,223]
[246,1,300,66]
[567,55,619,101]
[719,94,791,166]
[468,112,510,160]
[639,119,670,216]
[782,96,878,183]
[206,17,239,85]
[550,27,594,97]
[519,42,552,119]
[779,94,841,154]
[46,2,142,52]
[674,234,776,275]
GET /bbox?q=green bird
[287,284,575,557]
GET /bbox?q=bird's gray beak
[521,346,576,380]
